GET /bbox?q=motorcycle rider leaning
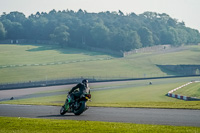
[68,79,90,105]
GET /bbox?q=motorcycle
[60,92,91,115]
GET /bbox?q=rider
[68,79,90,104]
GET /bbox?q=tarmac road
[1,79,200,127]
[0,104,200,127]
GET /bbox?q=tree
[0,12,26,39]
[10,22,24,39]
[1,11,27,24]
[176,28,188,44]
[123,31,142,51]
[50,25,70,47]
[160,27,181,46]
[0,22,6,39]
[31,17,49,40]
[160,30,174,44]
[169,27,179,46]
[186,28,200,44]
[90,22,110,48]
[118,10,124,16]
[167,18,177,27]
[0,10,200,52]
[1,19,23,39]
[109,30,126,51]
[138,27,154,47]
[130,31,142,49]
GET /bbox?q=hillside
[0,44,200,84]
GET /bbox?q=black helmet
[82,79,88,84]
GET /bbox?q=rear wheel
[73,102,86,115]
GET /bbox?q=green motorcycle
[60,92,91,115]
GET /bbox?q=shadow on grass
[23,43,115,57]
[27,45,56,52]
[157,64,200,76]
[156,65,178,76]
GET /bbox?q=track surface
[1,80,200,127]
[0,104,200,127]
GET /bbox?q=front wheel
[60,106,67,115]
[73,102,86,115]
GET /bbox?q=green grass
[0,117,199,133]
[0,44,111,65]
[0,44,200,83]
[0,44,114,83]
[1,77,200,109]
[1,45,200,132]
[175,82,200,98]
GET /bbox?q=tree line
[0,9,200,52]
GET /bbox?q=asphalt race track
[0,104,200,127]
[1,80,200,127]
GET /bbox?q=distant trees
[138,27,154,47]
[0,12,26,39]
[0,22,6,39]
[0,10,200,52]
[130,31,142,49]
[90,22,110,48]
[50,25,70,47]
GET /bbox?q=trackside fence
[0,78,95,90]
[1,75,200,90]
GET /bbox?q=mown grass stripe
[0,117,199,133]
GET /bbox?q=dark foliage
[0,10,200,52]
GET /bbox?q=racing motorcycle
[60,92,91,115]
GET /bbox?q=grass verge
[175,82,200,98]
[0,117,199,133]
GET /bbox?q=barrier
[167,81,200,101]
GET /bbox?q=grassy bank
[0,117,199,133]
[175,82,200,98]
[0,44,200,83]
